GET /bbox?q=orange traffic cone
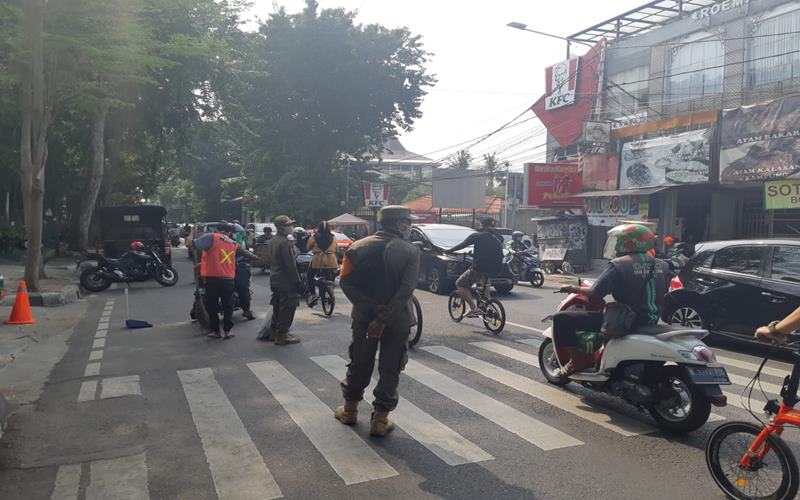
[5,281,36,325]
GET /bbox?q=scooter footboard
[542,326,553,339]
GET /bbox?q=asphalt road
[2,255,800,500]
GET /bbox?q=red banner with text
[526,163,583,207]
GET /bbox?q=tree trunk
[19,0,51,292]
[78,107,108,251]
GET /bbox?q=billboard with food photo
[526,163,583,207]
[619,128,712,189]
[720,95,800,184]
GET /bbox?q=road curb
[0,285,82,308]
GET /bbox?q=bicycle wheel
[482,299,506,334]
[408,295,423,347]
[321,286,335,317]
[706,421,799,500]
[448,291,466,322]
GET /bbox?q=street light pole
[506,22,593,57]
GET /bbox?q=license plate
[687,366,731,385]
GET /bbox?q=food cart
[531,215,589,274]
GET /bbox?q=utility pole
[502,163,509,227]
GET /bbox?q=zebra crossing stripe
[311,355,494,466]
[727,372,782,396]
[403,359,583,451]
[50,464,81,500]
[715,354,791,380]
[178,368,283,500]
[452,343,653,436]
[78,381,97,402]
[85,453,149,500]
[248,360,398,485]
[100,375,141,400]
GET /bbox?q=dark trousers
[341,322,409,412]
[235,266,251,312]
[307,268,336,296]
[552,311,604,348]
[205,277,235,333]
[270,287,299,334]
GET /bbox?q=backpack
[341,240,388,298]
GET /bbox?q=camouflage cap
[378,205,417,223]
[273,215,295,226]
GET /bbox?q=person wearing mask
[263,215,302,345]
[255,226,273,245]
[334,206,420,436]
[306,221,339,304]
[293,227,311,254]
[555,224,670,376]
[193,223,242,339]
[445,217,504,318]
[506,231,527,253]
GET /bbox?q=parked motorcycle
[506,248,544,288]
[537,281,730,433]
[80,244,179,292]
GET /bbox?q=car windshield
[422,226,475,248]
[334,232,349,241]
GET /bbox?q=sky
[248,0,646,170]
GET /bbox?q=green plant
[0,225,25,254]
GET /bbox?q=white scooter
[538,284,731,433]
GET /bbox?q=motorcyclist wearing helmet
[506,231,527,253]
[554,223,671,376]
[292,227,311,253]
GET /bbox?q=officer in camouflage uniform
[334,205,420,436]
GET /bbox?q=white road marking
[506,321,544,334]
[89,350,104,362]
[78,380,97,402]
[404,359,583,450]
[727,372,782,396]
[248,360,398,485]
[100,375,141,399]
[178,368,282,500]
[311,355,494,466]
[459,343,653,436]
[724,390,766,411]
[92,338,106,349]
[85,452,149,500]
[84,362,100,378]
[101,312,112,319]
[97,322,109,329]
[50,463,81,500]
[95,331,106,339]
[716,355,791,380]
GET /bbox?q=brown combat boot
[369,410,395,437]
[334,401,359,425]
[275,331,300,345]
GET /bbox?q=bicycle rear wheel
[448,291,466,322]
[706,421,799,500]
[321,285,335,317]
[408,295,423,347]
[482,299,506,334]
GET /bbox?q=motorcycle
[537,280,731,433]
[80,245,179,292]
[506,248,544,288]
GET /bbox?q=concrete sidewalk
[0,298,91,439]
[0,256,82,307]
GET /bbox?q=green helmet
[607,223,655,257]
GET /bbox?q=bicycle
[447,277,506,334]
[408,295,423,347]
[705,339,800,500]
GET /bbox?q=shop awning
[576,187,670,198]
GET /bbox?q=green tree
[448,149,472,171]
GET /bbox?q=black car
[409,224,516,295]
[663,239,800,340]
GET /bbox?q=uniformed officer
[193,222,241,339]
[263,215,302,345]
[334,205,420,436]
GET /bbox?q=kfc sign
[544,57,579,111]
[363,182,390,208]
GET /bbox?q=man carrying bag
[553,224,670,376]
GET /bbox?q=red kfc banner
[531,40,605,147]
[363,182,390,208]
[526,162,583,207]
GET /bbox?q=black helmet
[480,217,496,230]
[378,205,415,224]
[512,231,524,240]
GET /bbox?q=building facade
[535,0,800,259]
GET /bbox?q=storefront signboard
[720,95,800,184]
[765,180,800,210]
[526,162,583,207]
[620,128,712,189]
[583,195,649,226]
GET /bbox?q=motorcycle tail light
[669,276,683,292]
[693,345,717,364]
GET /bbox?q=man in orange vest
[194,222,246,339]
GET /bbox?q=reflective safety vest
[200,233,238,279]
